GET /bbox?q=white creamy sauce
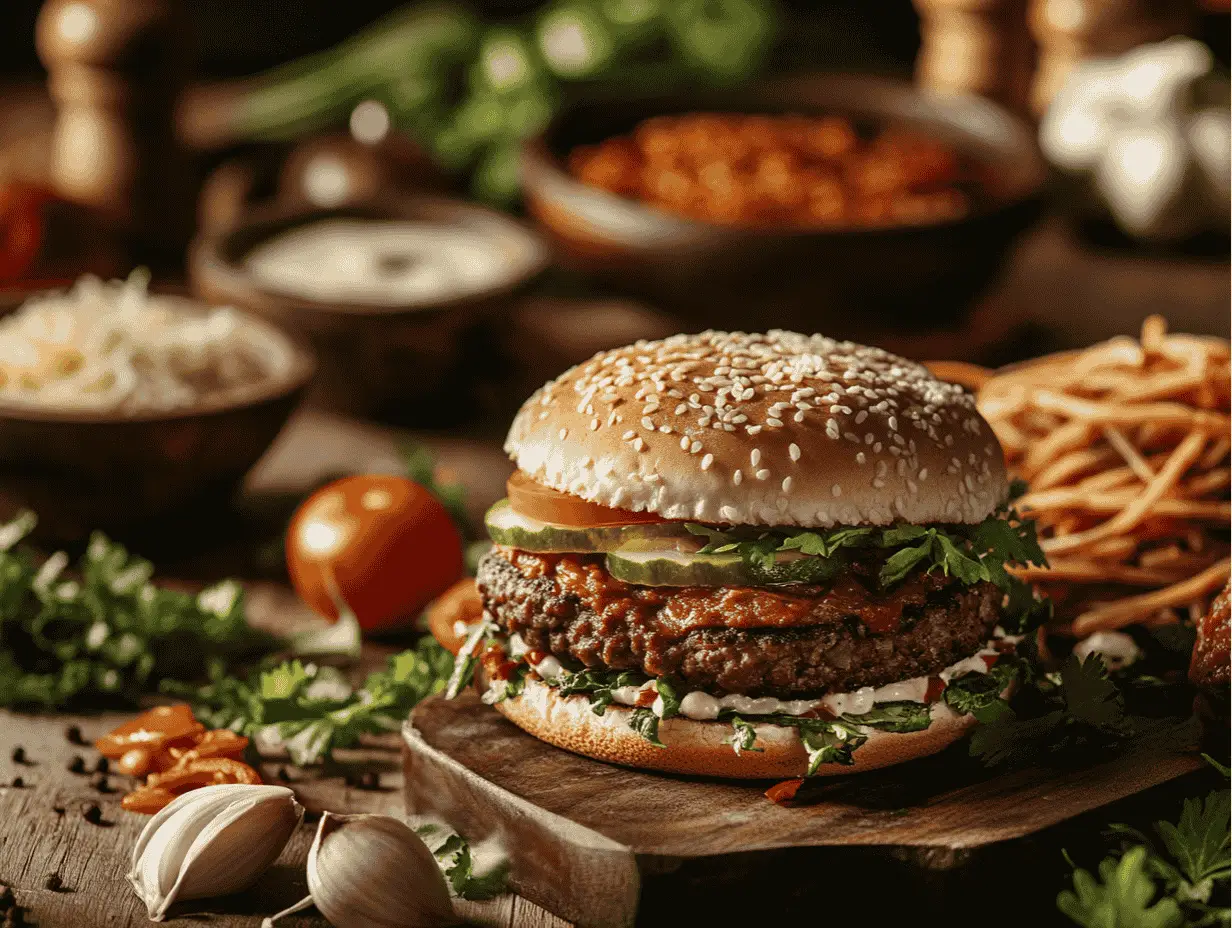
[244,219,512,306]
[1073,630,1141,670]
[523,638,1006,721]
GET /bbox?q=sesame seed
[622,430,635,440]
[660,425,672,433]
[680,436,690,451]
[788,443,801,461]
[733,469,743,485]
[559,428,568,440]
[747,425,762,435]
[590,418,599,430]
[831,484,842,497]
[919,468,928,480]
[888,416,898,431]
[825,419,840,439]
[794,412,805,422]
[756,469,770,480]
[690,441,703,454]
[633,437,645,451]
[782,476,793,492]
[641,417,655,430]
[856,452,866,464]
[701,454,714,471]
[767,418,784,428]
[750,449,761,467]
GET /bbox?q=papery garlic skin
[129,783,303,921]
[308,812,458,928]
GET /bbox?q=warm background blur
[0,0,1227,550]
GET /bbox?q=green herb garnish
[167,637,454,765]
[0,513,273,710]
[1058,757,1230,927]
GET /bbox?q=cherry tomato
[287,475,464,632]
[507,471,668,527]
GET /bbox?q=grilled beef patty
[477,548,1002,698]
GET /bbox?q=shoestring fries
[974,316,1230,636]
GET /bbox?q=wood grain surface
[404,691,1204,927]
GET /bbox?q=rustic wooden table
[0,410,569,928]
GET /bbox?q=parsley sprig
[0,512,273,710]
[414,823,509,901]
[1058,756,1230,927]
[684,510,1047,628]
[167,637,454,765]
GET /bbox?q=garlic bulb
[264,812,458,928]
[129,783,303,921]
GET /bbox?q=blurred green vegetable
[223,0,779,205]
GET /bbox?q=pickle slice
[484,499,692,553]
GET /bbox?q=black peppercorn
[67,756,86,774]
[82,804,102,825]
[64,725,85,745]
[52,806,65,816]
[9,747,24,765]
[94,757,109,775]
[9,777,22,789]
[43,873,61,892]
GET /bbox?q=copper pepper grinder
[1027,0,1195,116]
[912,0,1035,115]
[35,0,194,265]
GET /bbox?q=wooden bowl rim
[0,292,316,425]
[523,72,1049,244]
[190,194,552,318]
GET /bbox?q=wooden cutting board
[403,691,1204,928]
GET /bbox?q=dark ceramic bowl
[0,296,315,543]
[522,74,1047,334]
[190,196,550,427]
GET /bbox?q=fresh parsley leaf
[169,637,453,765]
[800,723,864,774]
[417,827,509,901]
[0,513,274,710]
[655,676,682,720]
[554,668,645,716]
[723,717,763,754]
[843,700,933,733]
[1058,846,1186,928]
[1061,654,1128,732]
[944,662,1018,721]
[879,539,936,587]
[628,707,665,748]
[1158,790,1231,898]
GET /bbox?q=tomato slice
[507,471,669,526]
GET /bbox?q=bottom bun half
[487,674,979,779]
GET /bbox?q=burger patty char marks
[477,548,1002,698]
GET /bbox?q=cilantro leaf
[1058,846,1186,928]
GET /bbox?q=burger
[448,330,1045,778]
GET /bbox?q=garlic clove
[307,812,458,928]
[129,783,303,921]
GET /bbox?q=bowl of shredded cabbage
[0,271,314,541]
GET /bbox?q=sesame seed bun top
[505,330,1008,527]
